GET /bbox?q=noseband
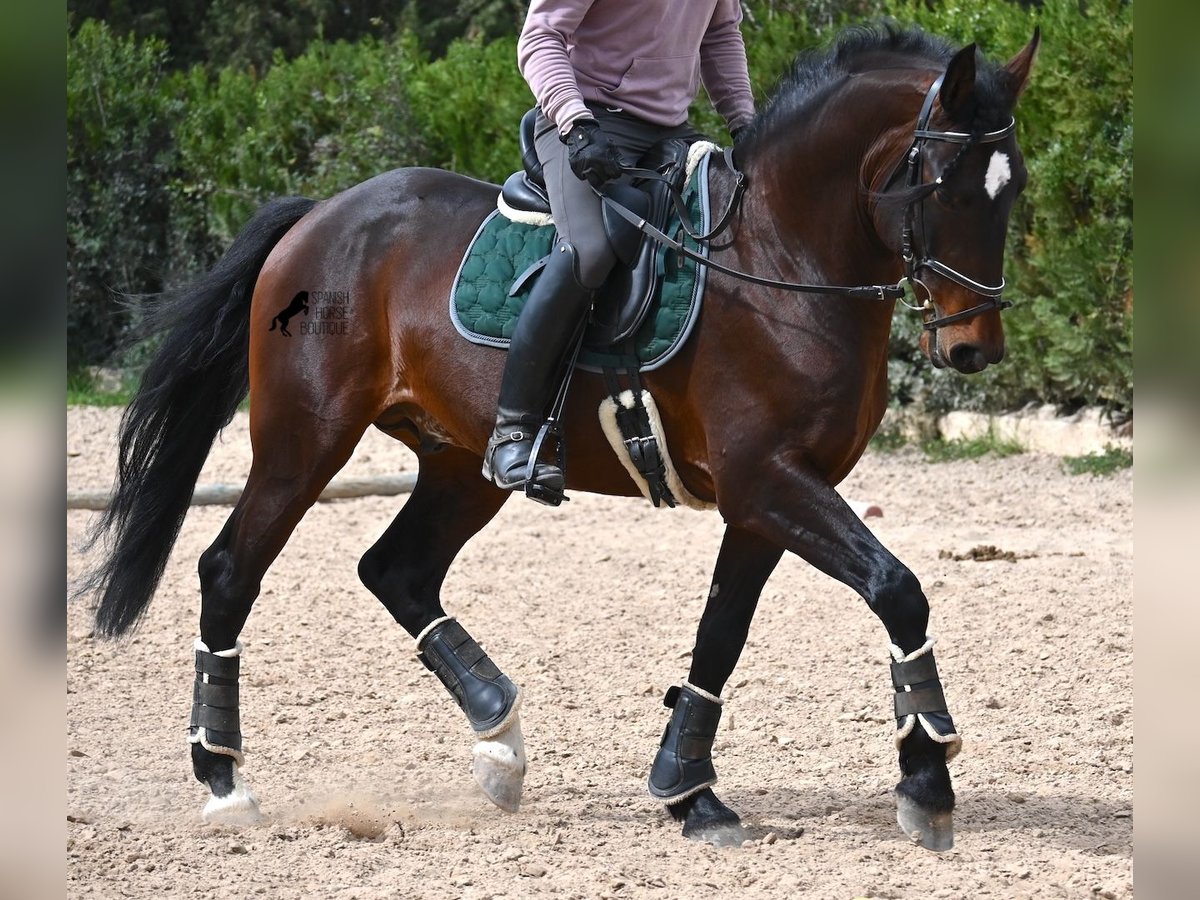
[896,74,1016,333]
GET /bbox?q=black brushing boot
[482,240,594,502]
[648,683,721,802]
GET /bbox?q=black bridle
[896,74,1016,333]
[602,73,1017,329]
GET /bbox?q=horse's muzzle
[923,329,1004,374]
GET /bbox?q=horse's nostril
[949,344,987,373]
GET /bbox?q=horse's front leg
[720,459,960,851]
[650,525,783,845]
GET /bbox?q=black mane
[746,22,1013,141]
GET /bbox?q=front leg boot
[416,617,521,738]
[648,682,722,803]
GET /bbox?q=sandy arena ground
[67,407,1132,898]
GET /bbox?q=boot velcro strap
[192,648,242,739]
[891,653,939,690]
[196,650,240,680]
[421,619,501,681]
[192,704,241,732]
[894,685,948,718]
[193,680,239,708]
[663,686,721,759]
[678,731,716,760]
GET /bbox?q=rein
[601,76,1017,328]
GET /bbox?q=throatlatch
[890,638,961,760]
[188,639,245,766]
[416,617,521,739]
[648,682,723,803]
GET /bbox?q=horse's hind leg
[649,526,782,846]
[356,445,524,809]
[191,409,372,823]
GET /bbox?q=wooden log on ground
[67,473,419,511]
[68,472,883,519]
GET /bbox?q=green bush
[169,36,429,260]
[67,1,1133,420]
[67,19,176,368]
[403,35,531,183]
[880,0,1133,413]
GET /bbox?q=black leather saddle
[500,109,693,349]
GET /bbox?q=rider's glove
[563,119,623,188]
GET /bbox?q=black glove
[563,119,623,188]
[730,126,749,144]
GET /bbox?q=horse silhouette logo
[269,291,309,336]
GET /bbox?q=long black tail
[80,196,317,637]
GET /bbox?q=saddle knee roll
[890,637,962,761]
[188,639,245,766]
[648,682,723,803]
[417,618,521,739]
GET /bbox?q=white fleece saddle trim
[497,194,553,226]
[598,389,716,511]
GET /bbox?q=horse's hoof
[674,788,748,847]
[896,793,954,850]
[202,769,263,826]
[472,716,526,813]
[683,818,749,847]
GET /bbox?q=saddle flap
[600,182,649,269]
[588,139,693,348]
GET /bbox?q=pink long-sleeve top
[518,0,755,136]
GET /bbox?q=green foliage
[880,0,1133,413]
[403,36,531,183]
[868,424,909,453]
[921,431,1024,462]
[67,19,175,368]
[1062,445,1132,476]
[67,0,1134,423]
[169,36,428,255]
[66,369,135,407]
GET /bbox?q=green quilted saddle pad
[449,150,713,372]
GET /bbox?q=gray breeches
[533,106,701,289]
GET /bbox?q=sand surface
[67,407,1132,899]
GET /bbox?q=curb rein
[602,75,1017,332]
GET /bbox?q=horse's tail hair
[80,195,317,637]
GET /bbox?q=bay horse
[81,24,1038,849]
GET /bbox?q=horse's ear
[1002,28,1041,102]
[940,43,978,120]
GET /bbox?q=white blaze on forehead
[984,151,1012,199]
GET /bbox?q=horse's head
[876,31,1040,374]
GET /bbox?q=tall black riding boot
[482,240,594,498]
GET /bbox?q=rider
[481,0,755,497]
